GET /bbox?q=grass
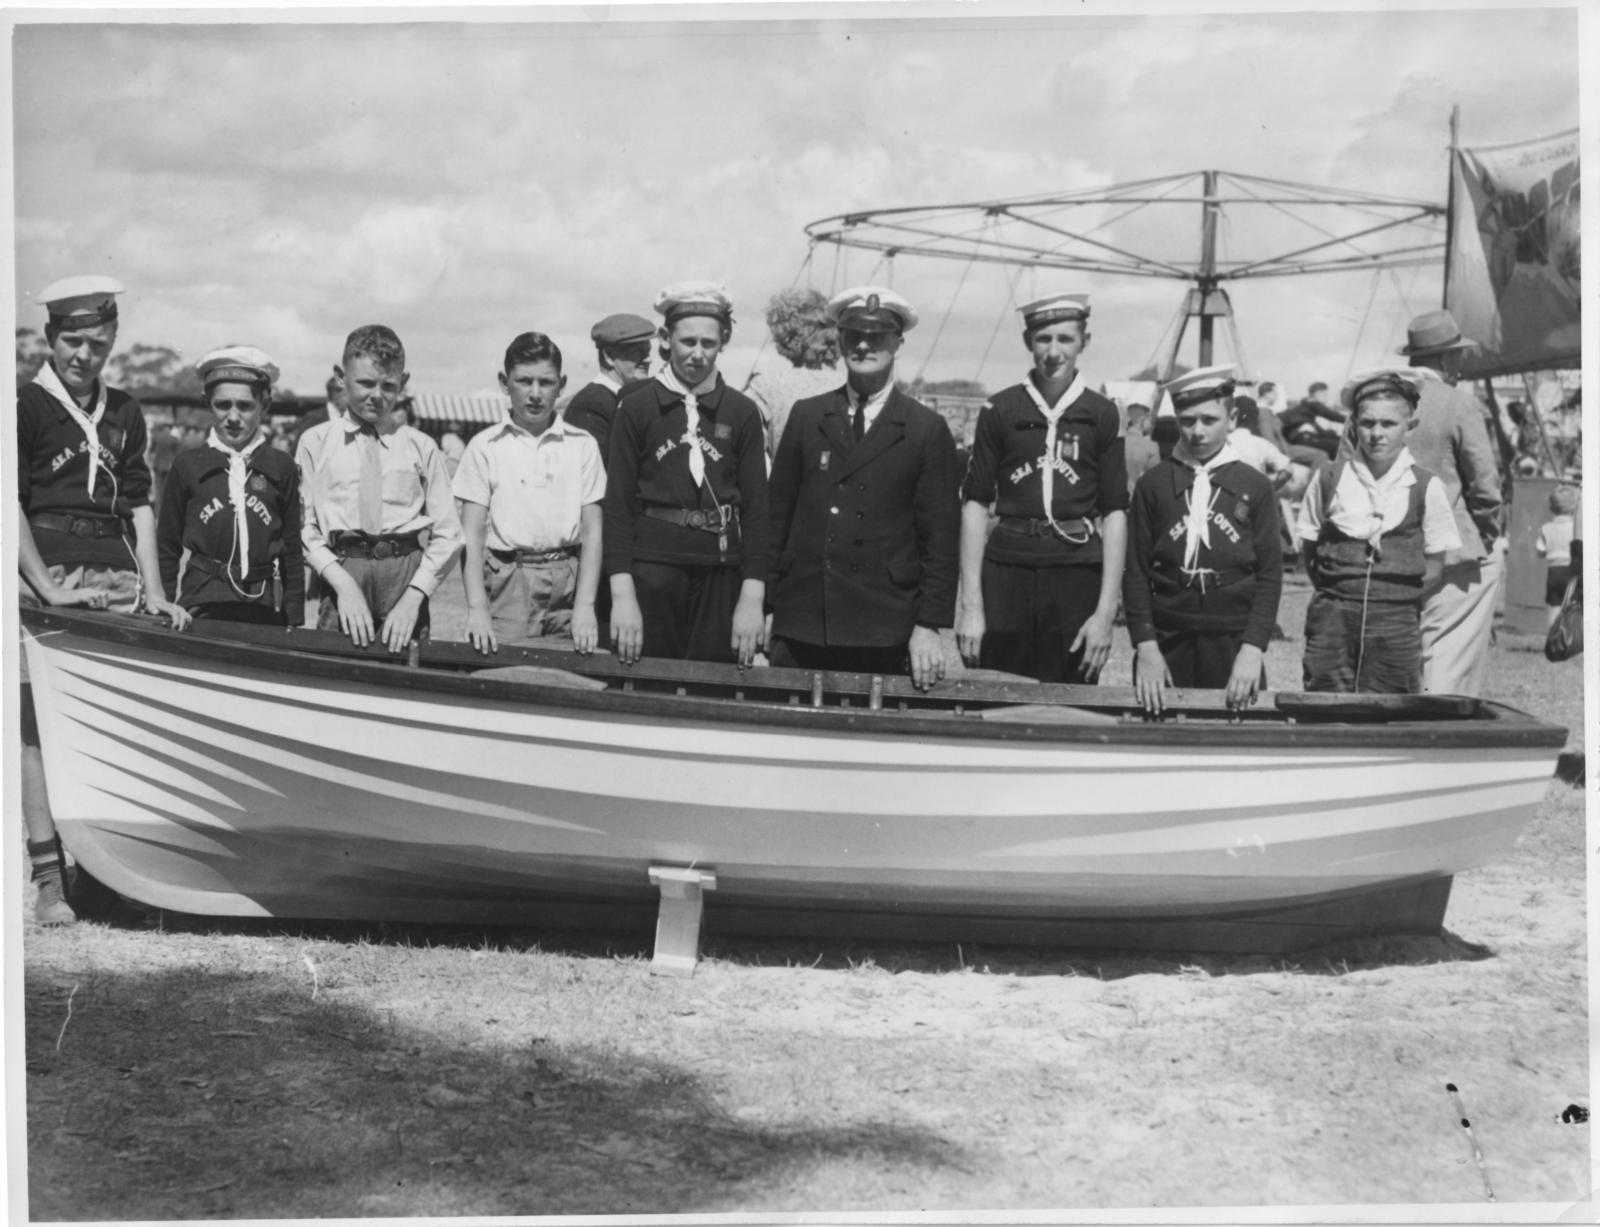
[22,572,1589,1216]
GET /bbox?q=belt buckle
[373,540,395,560]
[688,511,708,529]
[71,519,95,539]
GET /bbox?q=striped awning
[407,393,508,426]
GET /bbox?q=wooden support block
[646,865,718,976]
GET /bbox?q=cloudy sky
[10,4,1581,406]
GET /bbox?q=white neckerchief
[592,370,623,395]
[35,362,109,497]
[657,368,717,488]
[1329,451,1417,551]
[1022,371,1087,528]
[207,428,266,579]
[1172,439,1241,584]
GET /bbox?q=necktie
[207,429,264,579]
[358,428,385,535]
[683,393,706,488]
[852,396,866,443]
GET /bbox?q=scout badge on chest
[249,473,268,494]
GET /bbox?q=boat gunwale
[21,607,1569,752]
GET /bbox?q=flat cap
[1397,309,1477,357]
[654,281,734,326]
[1019,293,1090,330]
[590,312,656,348]
[37,275,125,328]
[827,285,917,334]
[1162,363,1238,411]
[196,344,280,391]
[1341,368,1423,411]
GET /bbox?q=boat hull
[21,614,1564,953]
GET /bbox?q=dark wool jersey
[563,378,647,461]
[18,378,153,570]
[156,443,306,625]
[1123,457,1283,650]
[960,380,1129,566]
[1311,460,1435,605]
[603,376,772,580]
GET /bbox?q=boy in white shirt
[453,332,605,653]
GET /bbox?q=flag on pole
[1446,128,1579,377]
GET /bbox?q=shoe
[32,870,77,926]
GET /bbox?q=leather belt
[1155,562,1253,590]
[330,531,422,560]
[491,546,579,565]
[188,555,273,584]
[641,506,739,533]
[997,516,1097,541]
[29,511,127,540]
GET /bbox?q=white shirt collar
[591,370,623,394]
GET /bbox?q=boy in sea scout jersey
[17,275,190,925]
[603,282,770,667]
[1298,369,1460,694]
[455,331,606,654]
[955,293,1128,683]
[157,346,305,627]
[297,324,463,652]
[766,285,959,690]
[1123,366,1283,715]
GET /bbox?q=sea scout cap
[1163,364,1238,412]
[1396,309,1478,356]
[654,282,734,327]
[1018,293,1090,331]
[591,313,656,349]
[196,345,280,391]
[37,275,125,328]
[827,285,918,334]
[1341,368,1422,411]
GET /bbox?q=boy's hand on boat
[730,590,766,668]
[1226,645,1265,711]
[571,604,599,655]
[955,603,985,667]
[380,588,427,654]
[145,597,192,632]
[327,571,375,646]
[1072,610,1116,682]
[1134,641,1170,716]
[465,605,498,655]
[41,583,110,610]
[610,593,644,664]
[908,625,946,690]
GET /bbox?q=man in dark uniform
[955,293,1128,683]
[765,286,959,690]
[17,275,190,923]
[604,282,770,666]
[564,311,655,460]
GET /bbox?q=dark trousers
[978,559,1103,683]
[768,636,908,675]
[1302,592,1421,694]
[1143,628,1254,690]
[191,602,288,627]
[318,552,431,640]
[632,560,742,663]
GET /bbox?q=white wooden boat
[20,607,1567,958]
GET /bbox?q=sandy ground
[20,568,1590,1217]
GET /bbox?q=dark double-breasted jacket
[767,385,960,648]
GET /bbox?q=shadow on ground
[25,963,965,1220]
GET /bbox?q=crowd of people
[15,272,1574,924]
